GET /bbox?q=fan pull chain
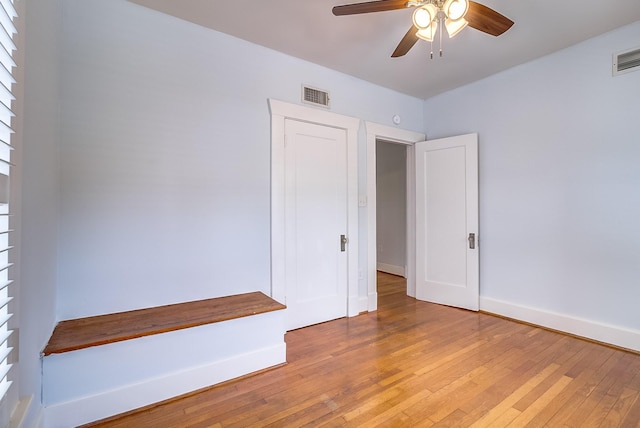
[439,16,443,57]
[428,16,436,59]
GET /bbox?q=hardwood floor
[86,272,640,427]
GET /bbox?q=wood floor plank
[619,394,640,428]
[601,388,640,428]
[561,351,631,427]
[581,354,638,428]
[511,338,586,412]
[84,272,640,428]
[467,363,560,427]
[396,366,489,423]
[507,374,573,426]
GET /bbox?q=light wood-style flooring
[86,272,640,427]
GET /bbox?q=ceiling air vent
[302,85,330,108]
[613,46,640,76]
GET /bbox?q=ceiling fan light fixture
[412,4,437,30]
[443,0,469,21]
[445,17,468,38]
[416,24,438,42]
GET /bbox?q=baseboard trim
[348,296,361,317]
[480,296,640,353]
[368,292,378,312]
[377,263,405,277]
[357,296,368,314]
[8,395,33,428]
[43,343,286,428]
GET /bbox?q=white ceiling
[129,0,640,99]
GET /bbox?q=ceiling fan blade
[333,0,408,16]
[391,26,419,58]
[466,1,514,36]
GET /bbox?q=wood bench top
[43,292,286,356]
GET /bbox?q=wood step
[43,292,286,356]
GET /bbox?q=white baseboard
[368,292,378,312]
[480,296,640,352]
[8,395,33,428]
[348,296,361,317]
[377,263,406,277]
[8,395,42,428]
[357,296,369,314]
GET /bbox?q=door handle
[340,234,348,252]
[468,233,476,249]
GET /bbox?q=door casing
[270,99,360,320]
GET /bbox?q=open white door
[415,133,479,311]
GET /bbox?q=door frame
[365,122,425,310]
[269,99,360,318]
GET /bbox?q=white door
[284,119,348,330]
[415,133,479,311]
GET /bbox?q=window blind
[0,0,16,402]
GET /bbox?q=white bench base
[42,310,286,428]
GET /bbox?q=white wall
[17,0,61,425]
[423,22,640,336]
[376,141,406,274]
[57,0,423,319]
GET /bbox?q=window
[0,0,16,404]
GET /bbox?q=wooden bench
[43,291,285,355]
[42,292,287,428]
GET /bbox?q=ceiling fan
[332,0,514,58]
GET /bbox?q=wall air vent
[613,46,640,76]
[302,85,330,108]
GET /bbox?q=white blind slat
[0,100,13,126]
[0,296,11,311]
[0,379,11,399]
[0,0,17,20]
[0,5,16,38]
[0,63,15,88]
[0,82,13,113]
[0,120,13,143]
[0,362,12,384]
[0,329,11,347]
[0,45,14,74]
[0,26,14,58]
[0,346,11,364]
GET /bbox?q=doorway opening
[376,140,407,279]
[367,124,480,312]
[364,122,425,311]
